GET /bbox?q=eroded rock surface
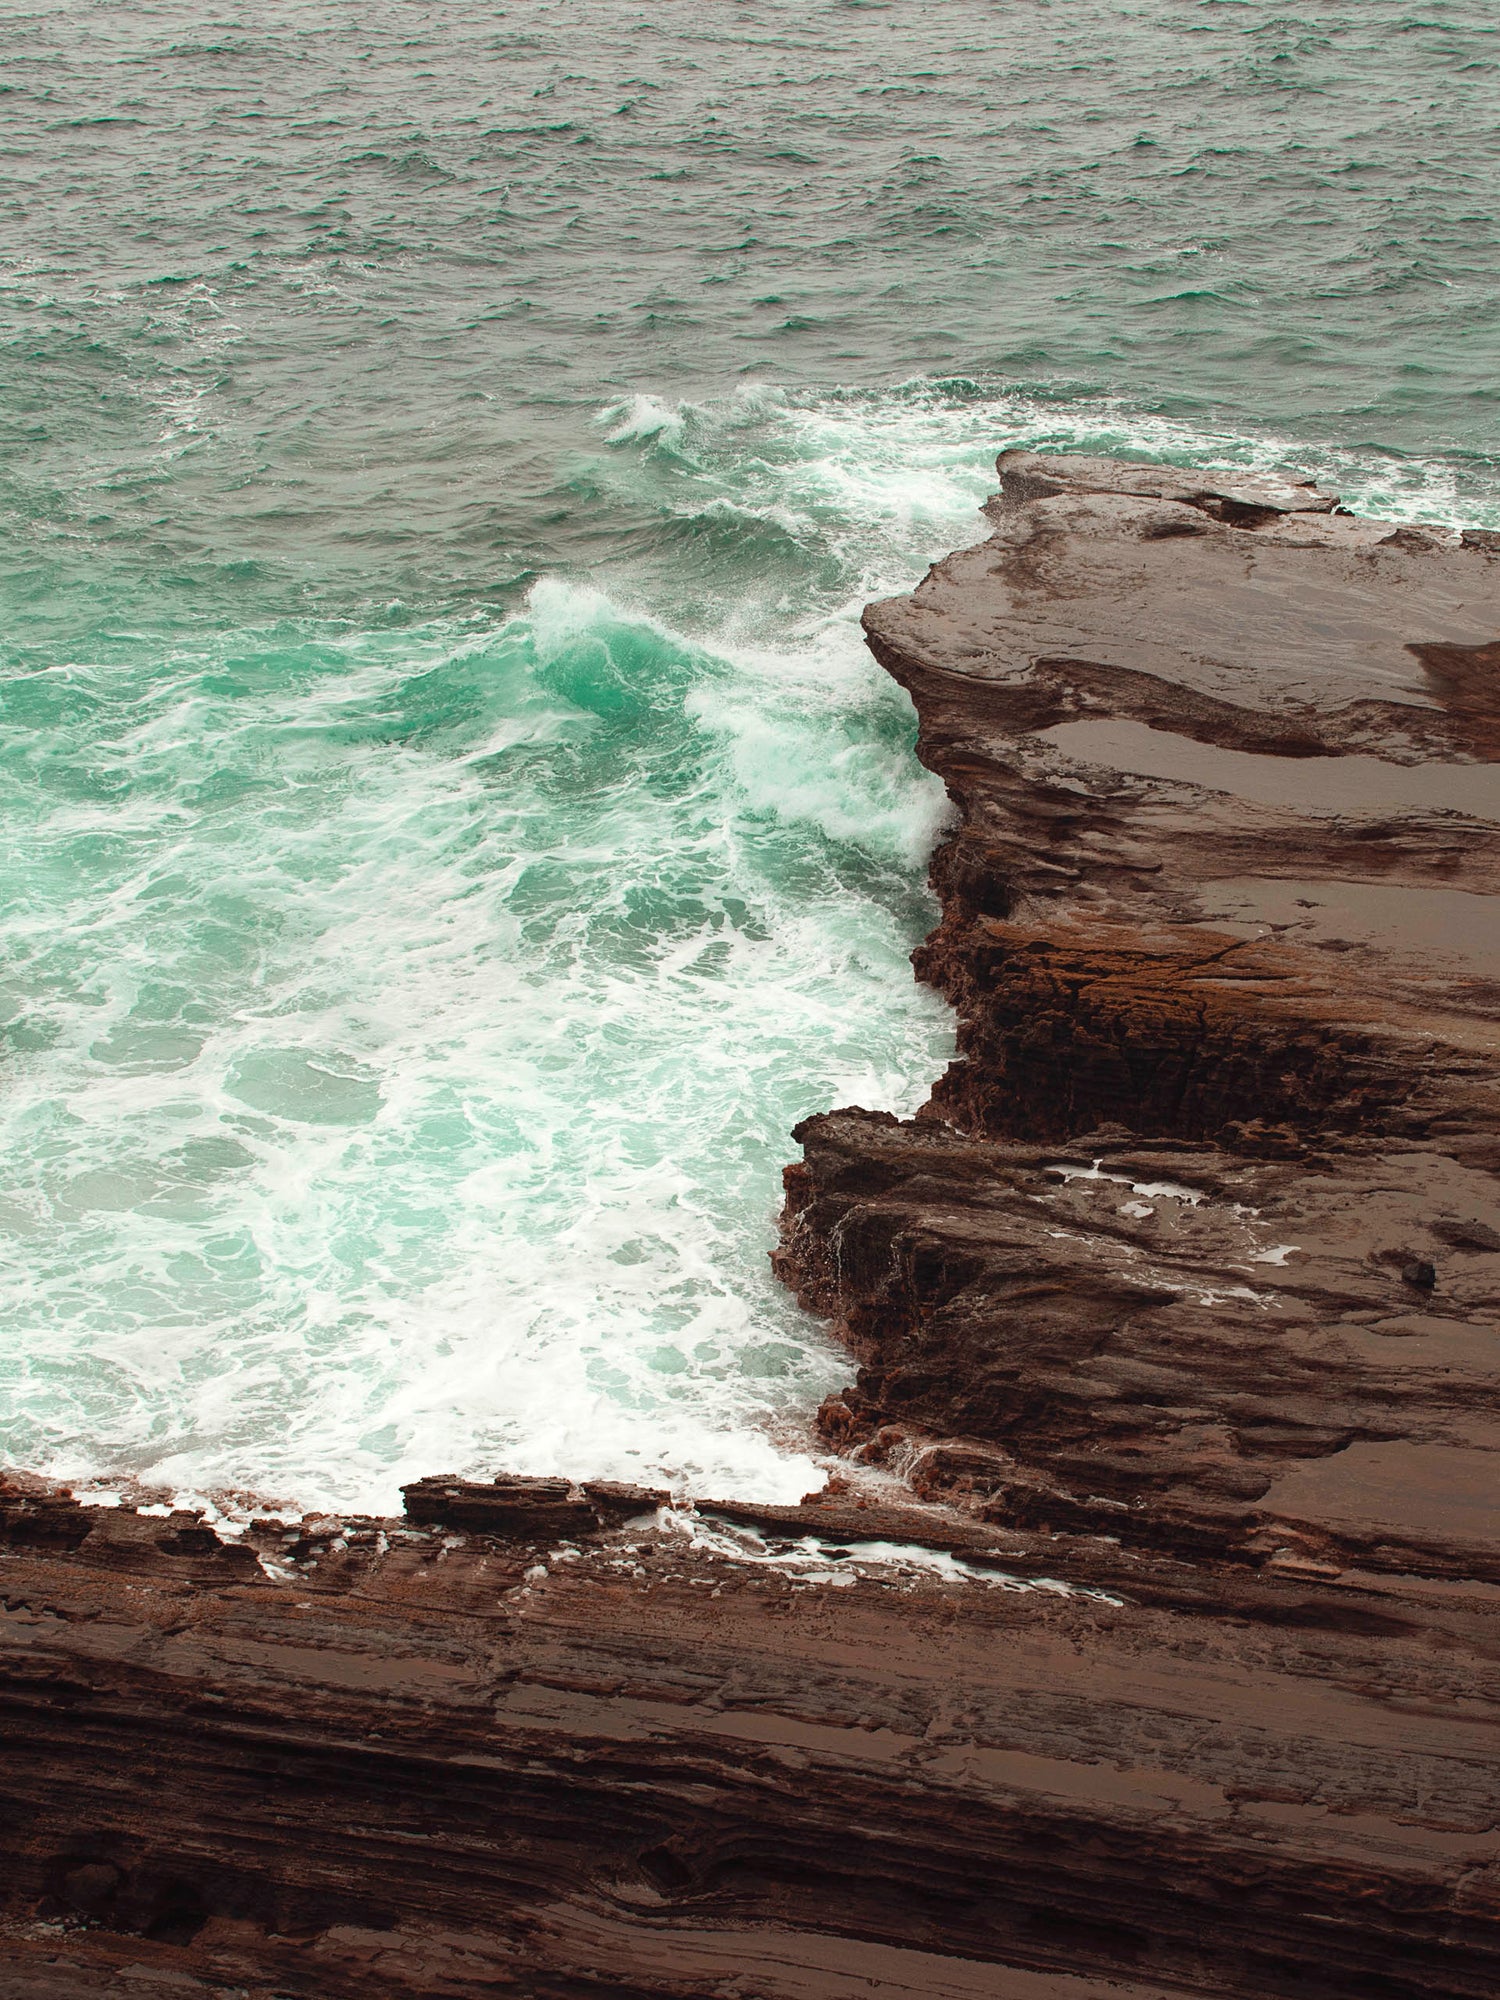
[781,449,1500,1599]
[5,1473,1500,2000]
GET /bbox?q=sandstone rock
[779,451,1500,1596]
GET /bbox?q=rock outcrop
[780,450,1500,1587]
[5,454,1500,1999]
[5,1470,1500,2000]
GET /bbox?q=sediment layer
[5,1472,1500,2000]
[6,455,1500,1998]
[783,452,1500,1572]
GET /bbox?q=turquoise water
[2,2,1497,1513]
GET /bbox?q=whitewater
[2,2,1497,1514]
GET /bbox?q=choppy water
[2,1,1497,1514]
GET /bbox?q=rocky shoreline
[780,452,1500,1583]
[5,454,1500,1997]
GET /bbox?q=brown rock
[777,448,1500,1590]
[400,1471,669,1539]
[5,1474,1500,1998]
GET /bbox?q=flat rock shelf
[6,455,1500,1999]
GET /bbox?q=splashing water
[4,0,1499,1512]
[0,515,960,1508]
[9,376,1500,1516]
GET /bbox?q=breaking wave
[5,373,1497,1516]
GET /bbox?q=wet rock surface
[5,1473,1500,1999]
[6,457,1500,1997]
[783,452,1500,1591]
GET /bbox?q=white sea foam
[0,535,955,1514]
[6,376,1490,1518]
[652,1507,1122,1600]
[1046,1162,1205,1206]
[598,379,1500,558]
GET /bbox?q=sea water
[2,1,1496,1513]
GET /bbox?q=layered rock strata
[5,1471,1500,2000]
[5,455,1500,1999]
[779,451,1500,1586]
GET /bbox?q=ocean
[2,0,1496,1514]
